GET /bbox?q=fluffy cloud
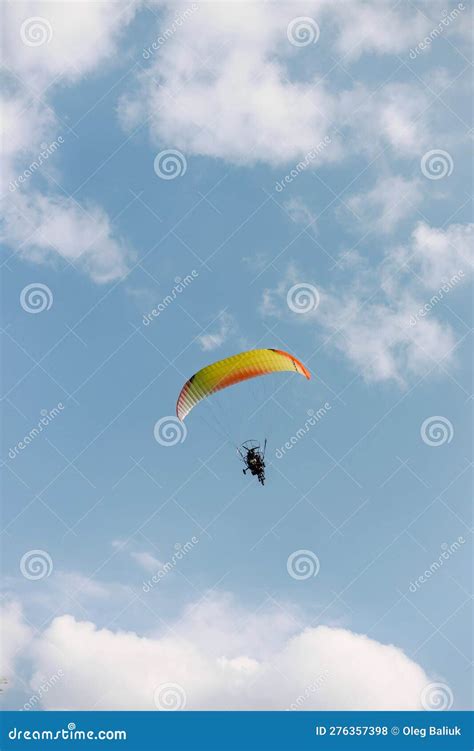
[344,175,422,235]
[130,551,162,572]
[0,92,57,191]
[1,191,133,284]
[198,311,237,351]
[0,601,32,681]
[120,49,339,166]
[395,221,474,289]
[284,197,319,234]
[1,2,138,284]
[317,291,456,385]
[1,0,453,285]
[2,0,139,88]
[21,593,432,710]
[119,1,438,167]
[338,82,433,158]
[261,220,472,384]
[332,0,429,59]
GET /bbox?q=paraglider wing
[176,348,310,422]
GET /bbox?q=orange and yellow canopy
[176,348,310,422]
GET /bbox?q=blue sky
[1,0,472,712]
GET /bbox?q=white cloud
[131,551,162,572]
[53,572,112,600]
[120,50,338,167]
[260,220,472,384]
[1,69,133,283]
[0,601,32,681]
[338,83,432,158]
[333,1,429,59]
[2,0,139,89]
[261,272,456,385]
[317,290,456,385]
[0,92,58,191]
[198,311,236,351]
[119,2,438,168]
[1,191,133,284]
[1,3,138,284]
[283,197,319,234]
[111,539,162,572]
[111,538,128,550]
[23,593,431,710]
[2,571,134,623]
[344,175,422,235]
[398,221,474,289]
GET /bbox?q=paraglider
[238,440,267,485]
[176,348,310,485]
